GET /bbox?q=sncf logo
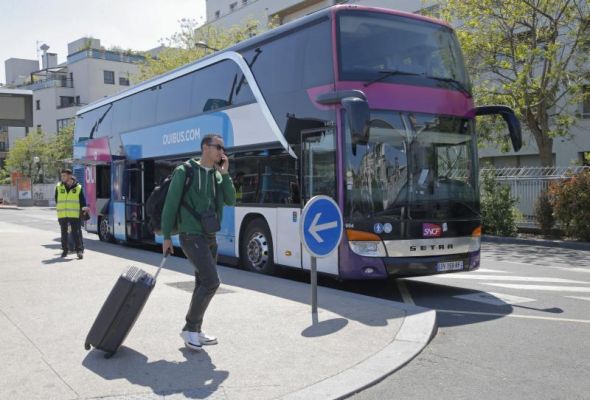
[422,223,442,238]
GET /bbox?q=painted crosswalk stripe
[435,274,589,284]
[485,283,590,292]
[476,268,508,274]
[566,296,590,301]
[453,292,535,306]
[436,309,590,324]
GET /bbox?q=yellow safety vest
[56,182,82,219]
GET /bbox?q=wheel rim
[100,218,109,240]
[246,232,269,270]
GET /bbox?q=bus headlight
[346,229,387,257]
[349,241,387,257]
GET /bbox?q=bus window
[232,155,260,204]
[301,129,336,203]
[156,74,193,124]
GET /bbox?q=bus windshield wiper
[363,70,422,87]
[426,76,472,98]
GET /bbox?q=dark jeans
[179,234,220,332]
[58,218,84,253]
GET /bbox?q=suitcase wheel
[84,343,91,351]
[104,352,114,359]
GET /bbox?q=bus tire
[98,216,113,242]
[240,218,276,275]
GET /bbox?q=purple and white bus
[73,5,521,279]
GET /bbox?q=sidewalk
[0,219,436,400]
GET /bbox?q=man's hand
[162,239,174,256]
[216,154,229,175]
[82,206,90,212]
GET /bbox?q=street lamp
[195,41,219,53]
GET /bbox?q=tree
[436,0,590,166]
[4,131,48,182]
[135,18,276,83]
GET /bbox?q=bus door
[300,127,338,276]
[125,161,146,241]
[111,160,127,241]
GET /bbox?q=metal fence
[481,166,590,227]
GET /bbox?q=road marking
[558,267,590,274]
[476,268,508,274]
[436,309,590,324]
[485,283,590,292]
[453,292,536,306]
[435,274,589,284]
[566,296,590,302]
[396,280,415,305]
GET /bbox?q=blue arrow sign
[300,195,343,258]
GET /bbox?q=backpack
[146,161,194,235]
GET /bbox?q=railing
[22,78,74,91]
[481,166,590,227]
[67,49,145,64]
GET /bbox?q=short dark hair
[61,169,73,175]
[200,134,223,150]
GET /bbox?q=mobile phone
[218,158,225,167]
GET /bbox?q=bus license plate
[436,260,464,272]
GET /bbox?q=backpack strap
[180,162,203,222]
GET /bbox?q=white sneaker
[198,331,218,345]
[180,330,202,351]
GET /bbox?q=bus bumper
[384,250,480,277]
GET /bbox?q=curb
[482,235,590,252]
[281,303,437,400]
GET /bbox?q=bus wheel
[98,216,113,242]
[240,219,275,275]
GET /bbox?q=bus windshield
[338,11,469,91]
[345,111,478,220]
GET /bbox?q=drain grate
[166,281,234,294]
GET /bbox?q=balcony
[22,78,74,91]
[67,49,145,64]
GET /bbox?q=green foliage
[136,18,275,83]
[534,188,555,235]
[480,168,518,236]
[435,0,590,166]
[551,171,590,241]
[4,125,74,183]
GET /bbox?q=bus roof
[77,4,450,116]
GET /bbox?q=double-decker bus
[73,5,521,280]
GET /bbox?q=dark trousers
[58,218,84,253]
[179,234,220,332]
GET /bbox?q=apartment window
[59,96,75,108]
[119,76,130,86]
[75,96,80,105]
[56,118,73,132]
[104,70,115,85]
[215,10,220,18]
[0,142,6,151]
[230,2,237,11]
[36,100,40,110]
[582,86,590,118]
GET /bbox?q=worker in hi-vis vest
[54,168,88,259]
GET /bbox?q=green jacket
[161,159,236,239]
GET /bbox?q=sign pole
[311,256,317,314]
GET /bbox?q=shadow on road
[82,346,228,399]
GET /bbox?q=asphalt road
[3,207,589,399]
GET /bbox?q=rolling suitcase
[84,256,167,358]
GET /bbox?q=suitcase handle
[153,255,168,281]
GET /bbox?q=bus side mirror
[475,105,522,152]
[342,97,370,145]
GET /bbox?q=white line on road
[436,309,590,324]
[566,296,590,302]
[453,292,536,306]
[475,268,508,274]
[485,283,590,292]
[434,274,589,284]
[396,280,415,305]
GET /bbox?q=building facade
[4,37,143,137]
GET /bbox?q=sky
[0,0,207,85]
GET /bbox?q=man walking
[161,134,236,351]
[55,169,88,259]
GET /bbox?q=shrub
[552,171,590,241]
[534,188,555,235]
[480,168,518,237]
